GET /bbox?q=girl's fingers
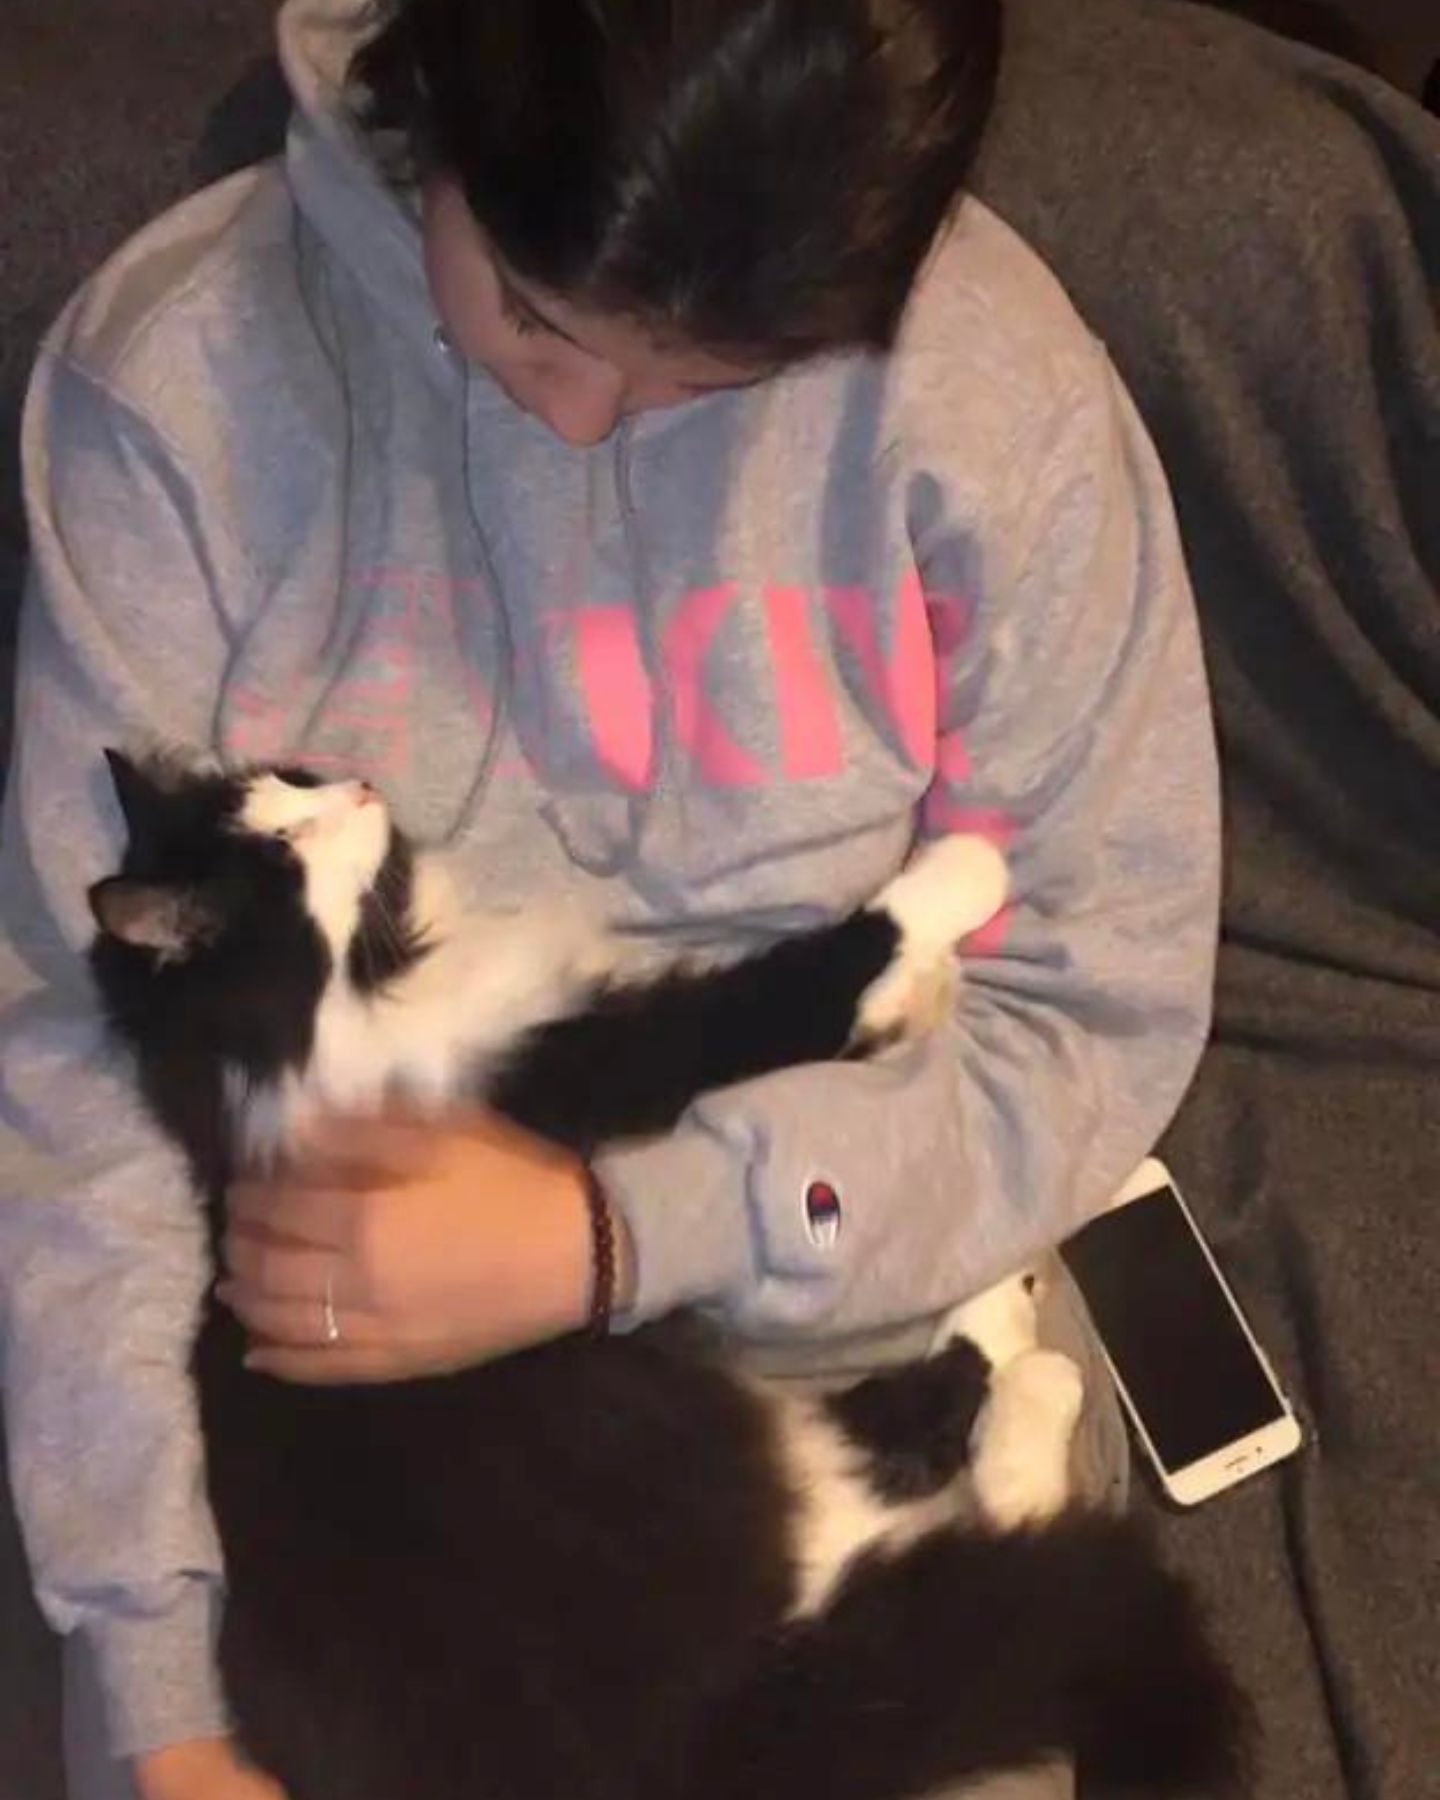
[215,1282,388,1349]
[244,1343,476,1386]
[226,1180,357,1249]
[223,1229,342,1303]
[289,1111,433,1178]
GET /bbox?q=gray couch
[3,3,1437,1797]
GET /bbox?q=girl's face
[422,176,771,447]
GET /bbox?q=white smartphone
[1060,1157,1302,1506]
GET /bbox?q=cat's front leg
[852,834,1007,1047]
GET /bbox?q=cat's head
[88,752,424,1078]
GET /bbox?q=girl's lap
[63,1260,1126,1800]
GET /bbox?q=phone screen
[1061,1185,1286,1472]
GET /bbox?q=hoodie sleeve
[598,338,1220,1340]
[0,349,245,1756]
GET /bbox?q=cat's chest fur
[230,852,622,1163]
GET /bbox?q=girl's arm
[0,342,242,1760]
[596,318,1219,1341]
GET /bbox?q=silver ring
[322,1271,341,1346]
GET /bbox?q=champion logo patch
[804,1179,843,1249]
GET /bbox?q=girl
[0,1,1216,1795]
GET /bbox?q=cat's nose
[352,780,380,808]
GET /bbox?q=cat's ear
[88,878,219,962]
[103,749,175,843]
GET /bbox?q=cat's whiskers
[361,886,407,984]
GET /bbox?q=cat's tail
[687,1510,1249,1800]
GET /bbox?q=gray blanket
[973,5,1440,1796]
[1,1,1436,1796]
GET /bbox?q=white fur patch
[323,869,617,1106]
[764,1266,1083,1621]
[237,774,393,962]
[856,834,1008,1043]
[225,844,623,1155]
[224,1065,294,1171]
[773,1391,956,1620]
[936,1271,1041,1371]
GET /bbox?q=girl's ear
[88,877,219,962]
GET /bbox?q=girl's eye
[500,292,544,340]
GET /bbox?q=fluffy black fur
[88,754,1248,1800]
[490,908,899,1152]
[690,1515,1248,1800]
[823,1339,994,1504]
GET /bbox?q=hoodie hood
[279,0,441,368]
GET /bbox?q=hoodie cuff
[594,1127,757,1323]
[85,1578,229,1760]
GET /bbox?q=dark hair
[350,0,1002,360]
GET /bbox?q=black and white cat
[88,751,1245,1800]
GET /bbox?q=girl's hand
[133,1737,288,1800]
[220,1110,633,1384]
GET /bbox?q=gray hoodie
[0,0,1217,1760]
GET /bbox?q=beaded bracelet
[582,1164,617,1337]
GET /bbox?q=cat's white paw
[856,836,1007,1044]
[970,1349,1084,1530]
[935,1270,1043,1373]
[878,835,1009,951]
[854,955,958,1044]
